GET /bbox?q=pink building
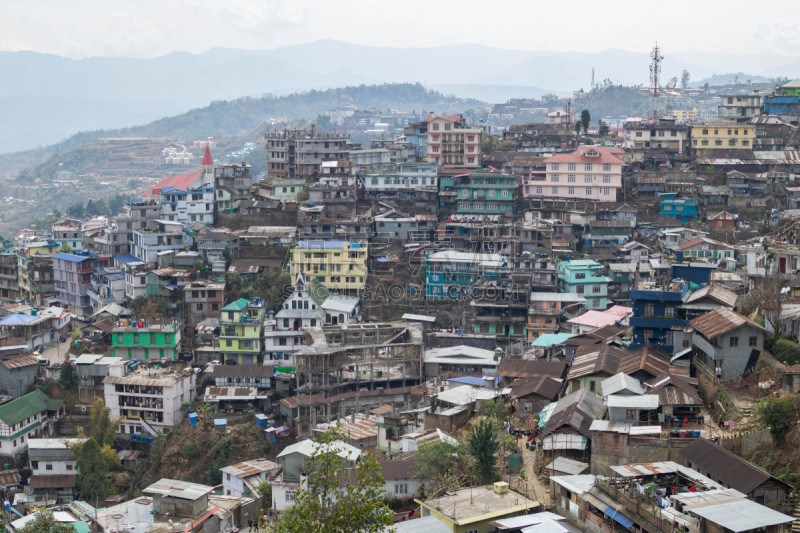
[523,146,624,202]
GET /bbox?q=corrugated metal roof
[684,284,738,308]
[219,459,280,479]
[606,394,659,409]
[690,307,767,339]
[687,499,795,532]
[143,479,214,500]
[0,355,39,369]
[600,373,643,397]
[544,457,588,475]
[567,345,625,379]
[618,345,672,378]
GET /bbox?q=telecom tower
[649,42,663,121]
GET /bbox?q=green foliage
[681,70,691,90]
[225,269,291,313]
[76,438,113,504]
[181,442,200,460]
[129,296,171,321]
[207,437,233,485]
[469,418,499,485]
[580,110,591,133]
[256,479,272,500]
[478,398,511,425]
[88,399,116,446]
[774,339,800,366]
[598,119,610,136]
[267,428,394,533]
[755,396,798,443]
[18,511,74,533]
[414,437,473,489]
[57,362,79,391]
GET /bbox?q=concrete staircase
[790,500,800,533]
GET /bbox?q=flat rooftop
[418,485,538,522]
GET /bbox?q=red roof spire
[202,145,213,167]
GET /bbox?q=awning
[603,507,633,529]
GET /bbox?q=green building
[455,172,518,215]
[111,320,182,360]
[220,297,267,365]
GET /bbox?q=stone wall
[719,428,772,456]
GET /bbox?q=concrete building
[557,259,612,311]
[363,163,438,198]
[690,307,766,380]
[0,390,63,458]
[27,438,84,504]
[53,252,108,317]
[288,240,368,295]
[623,119,690,162]
[528,293,587,341]
[214,162,253,212]
[265,129,350,180]
[160,185,215,226]
[425,114,482,167]
[131,220,185,263]
[51,219,84,252]
[718,93,763,122]
[0,254,19,303]
[110,319,182,361]
[425,250,509,300]
[525,146,624,203]
[454,171,518,215]
[183,281,224,328]
[219,297,266,365]
[220,458,280,499]
[17,247,57,305]
[629,281,690,353]
[690,123,755,152]
[86,268,126,313]
[104,369,197,435]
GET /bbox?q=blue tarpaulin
[603,507,633,529]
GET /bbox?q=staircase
[791,500,800,533]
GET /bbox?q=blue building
[629,281,690,353]
[670,263,717,286]
[557,259,611,310]
[403,121,428,161]
[425,250,508,300]
[659,195,699,223]
[763,94,800,115]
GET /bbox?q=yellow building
[288,240,368,295]
[415,483,540,533]
[690,123,755,152]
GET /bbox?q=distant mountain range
[1,40,800,152]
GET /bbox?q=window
[625,409,637,421]
[285,490,296,502]
[536,187,543,194]
[728,139,736,146]
[394,483,408,495]
[592,285,600,294]
[432,123,439,131]
[729,336,738,347]
[715,140,723,146]
[133,334,139,343]
[702,129,708,135]
[586,188,592,196]
[45,464,53,471]
[603,176,611,183]
[644,303,655,316]
[551,163,560,171]
[603,187,610,195]
[576,286,584,294]
[567,163,576,171]
[585,163,592,171]
[749,336,757,346]
[568,187,574,195]
[568,175,576,183]
[584,175,592,183]
[551,174,559,182]
[664,306,675,318]
[589,381,596,392]
[603,163,611,171]
[742,140,749,146]
[551,187,558,194]
[701,140,708,146]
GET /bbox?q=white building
[103,370,197,436]
[0,390,63,458]
[362,164,438,196]
[28,438,85,503]
[220,458,281,499]
[160,185,215,226]
[131,220,185,263]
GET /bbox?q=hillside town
[5,76,800,533]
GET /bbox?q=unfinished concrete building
[279,322,424,437]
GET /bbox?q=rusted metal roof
[680,439,791,493]
[690,307,767,339]
[618,345,671,378]
[0,356,39,369]
[496,360,568,380]
[29,474,75,489]
[509,376,563,401]
[644,372,701,406]
[684,284,738,308]
[219,458,280,479]
[568,345,626,379]
[0,469,21,486]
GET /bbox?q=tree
[414,437,474,492]
[267,428,395,533]
[18,510,74,533]
[469,418,499,484]
[598,119,609,136]
[580,110,591,134]
[681,70,691,89]
[88,399,116,446]
[58,362,79,391]
[669,76,678,89]
[755,396,798,443]
[574,121,582,135]
[59,243,72,253]
[75,438,113,505]
[752,272,783,335]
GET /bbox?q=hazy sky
[3,0,800,59]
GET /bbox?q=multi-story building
[27,438,84,504]
[0,254,19,303]
[214,162,253,212]
[425,250,509,300]
[131,220,185,263]
[425,114,482,167]
[307,175,358,220]
[629,281,689,353]
[403,121,428,160]
[265,128,350,180]
[524,146,624,203]
[623,119,690,162]
[288,240,368,295]
[17,249,57,305]
[690,123,755,153]
[183,281,225,327]
[374,211,436,241]
[717,93,763,122]
[469,273,530,341]
[454,171,518,215]
[0,356,39,397]
[527,293,587,341]
[160,185,215,226]
[726,170,767,199]
[0,390,63,458]
[110,320,182,361]
[220,459,280,499]
[104,369,197,435]
[51,219,84,252]
[219,297,266,365]
[258,178,307,203]
[87,268,126,313]
[53,252,109,316]
[362,163,438,198]
[557,259,611,310]
[659,196,699,223]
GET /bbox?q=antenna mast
[649,42,663,121]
